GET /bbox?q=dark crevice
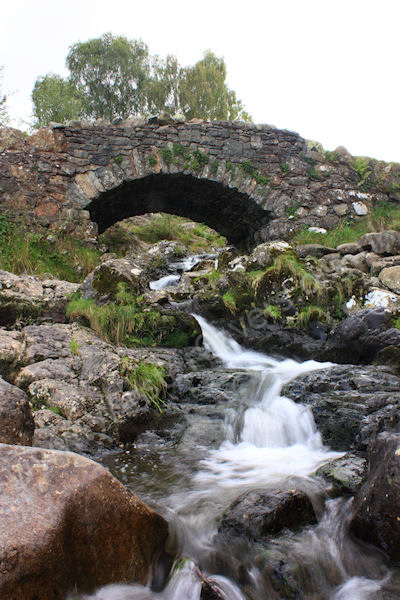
[87,173,270,250]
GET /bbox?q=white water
[191,315,342,498]
[149,255,206,290]
[82,316,391,600]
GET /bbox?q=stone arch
[72,152,272,249]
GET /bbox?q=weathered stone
[336,242,362,255]
[0,270,79,326]
[248,241,290,269]
[296,244,336,258]
[0,444,168,599]
[379,266,400,294]
[2,121,399,249]
[350,432,400,564]
[359,230,400,255]
[0,377,34,445]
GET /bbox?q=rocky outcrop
[350,432,400,564]
[0,322,186,454]
[0,444,168,600]
[0,377,34,445]
[283,364,400,451]
[0,269,79,326]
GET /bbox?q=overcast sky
[1,0,399,162]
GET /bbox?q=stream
[81,259,397,600]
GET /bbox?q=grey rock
[0,377,34,445]
[359,230,400,255]
[350,432,400,564]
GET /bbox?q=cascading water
[81,316,393,600]
[149,255,214,290]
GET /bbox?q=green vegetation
[222,292,237,314]
[31,74,85,127]
[324,150,339,163]
[285,201,302,218]
[113,155,123,165]
[264,304,282,321]
[148,155,157,167]
[293,201,400,247]
[161,147,172,166]
[120,359,167,412]
[66,283,195,348]
[31,34,251,126]
[0,66,9,126]
[124,213,225,251]
[295,305,326,327]
[0,215,101,281]
[69,337,81,355]
[280,163,290,174]
[307,167,322,181]
[262,251,322,299]
[352,157,371,192]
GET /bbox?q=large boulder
[359,230,400,255]
[0,444,169,599]
[0,377,34,445]
[350,433,400,564]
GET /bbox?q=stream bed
[80,315,399,600]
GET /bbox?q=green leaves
[67,34,150,120]
[31,36,251,125]
[32,74,84,127]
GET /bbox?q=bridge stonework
[0,120,395,248]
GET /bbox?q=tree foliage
[66,33,150,120]
[31,34,251,125]
[0,67,9,126]
[32,74,84,128]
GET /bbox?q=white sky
[1,0,399,162]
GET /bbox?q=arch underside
[87,174,270,249]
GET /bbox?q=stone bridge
[0,119,396,248]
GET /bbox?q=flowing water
[149,254,216,290]
[81,316,397,600]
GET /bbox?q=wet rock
[219,488,317,541]
[379,265,400,294]
[350,432,400,564]
[0,444,168,599]
[324,308,400,364]
[316,454,367,495]
[0,377,34,445]
[283,364,400,452]
[359,230,400,255]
